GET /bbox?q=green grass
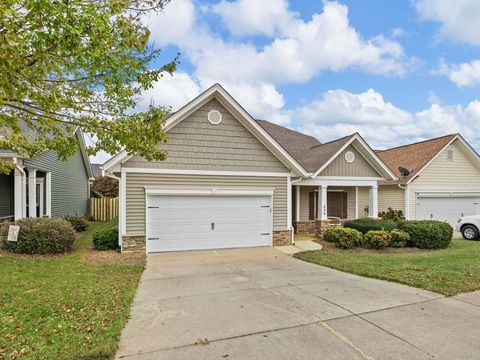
[0,220,144,359]
[294,239,480,296]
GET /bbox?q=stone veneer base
[272,229,293,246]
[294,221,316,234]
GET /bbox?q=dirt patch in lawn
[86,246,146,265]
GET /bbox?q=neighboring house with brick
[104,84,480,253]
[0,127,93,222]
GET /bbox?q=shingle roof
[256,120,356,173]
[376,134,457,183]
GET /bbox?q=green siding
[0,172,14,218]
[24,149,89,217]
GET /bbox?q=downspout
[290,177,304,245]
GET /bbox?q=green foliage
[90,187,103,198]
[343,218,397,234]
[91,176,119,198]
[324,226,362,249]
[378,207,405,222]
[398,220,453,249]
[65,216,89,232]
[0,0,177,173]
[389,229,409,248]
[361,230,391,249]
[92,227,119,251]
[0,218,75,254]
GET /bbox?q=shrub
[0,218,75,254]
[92,227,118,251]
[361,230,391,249]
[65,216,89,232]
[378,207,405,222]
[91,176,119,198]
[324,226,362,249]
[398,220,453,249]
[344,218,397,234]
[389,229,409,248]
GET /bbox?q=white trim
[345,151,355,163]
[355,186,359,219]
[369,185,378,217]
[295,185,300,222]
[74,128,93,178]
[119,173,126,247]
[144,188,274,253]
[403,185,411,220]
[314,176,384,181]
[122,167,292,177]
[207,109,222,125]
[417,192,480,198]
[14,167,24,220]
[319,185,328,219]
[298,178,378,187]
[37,178,44,217]
[27,169,37,218]
[144,187,274,196]
[408,183,480,190]
[45,172,51,217]
[287,175,292,228]
[312,134,397,180]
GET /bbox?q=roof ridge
[255,119,320,143]
[308,133,355,150]
[380,133,457,153]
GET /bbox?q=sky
[92,0,480,163]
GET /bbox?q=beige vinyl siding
[357,187,370,218]
[414,140,480,184]
[125,172,288,235]
[345,187,356,219]
[124,99,288,173]
[409,188,417,219]
[321,145,380,177]
[378,185,405,213]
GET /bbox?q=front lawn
[0,220,144,359]
[294,239,480,296]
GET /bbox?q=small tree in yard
[0,0,177,174]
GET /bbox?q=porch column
[295,185,300,222]
[46,172,52,217]
[14,168,24,220]
[27,168,37,218]
[369,184,378,217]
[355,186,359,219]
[318,185,328,219]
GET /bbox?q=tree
[0,0,177,173]
[91,176,118,198]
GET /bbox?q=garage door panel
[416,195,480,226]
[147,194,272,252]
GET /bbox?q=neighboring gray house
[0,128,93,221]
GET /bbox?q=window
[345,151,355,163]
[207,110,222,125]
[446,149,454,161]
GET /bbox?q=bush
[92,227,118,251]
[324,226,362,249]
[361,230,391,249]
[398,220,453,249]
[0,218,75,254]
[389,229,409,248]
[378,207,405,222]
[65,216,89,232]
[344,218,397,234]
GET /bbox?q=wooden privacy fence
[89,197,119,222]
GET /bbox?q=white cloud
[211,0,297,37]
[414,0,480,45]
[293,88,480,150]
[437,59,480,87]
[148,0,411,87]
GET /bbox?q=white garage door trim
[145,187,274,253]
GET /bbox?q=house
[0,127,93,222]
[103,84,480,253]
[376,134,480,226]
[91,163,105,178]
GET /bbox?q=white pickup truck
[456,215,480,240]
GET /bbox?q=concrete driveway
[116,248,480,360]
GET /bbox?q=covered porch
[292,178,379,235]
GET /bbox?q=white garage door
[416,194,480,226]
[146,195,272,252]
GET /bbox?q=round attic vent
[207,110,222,125]
[345,151,355,163]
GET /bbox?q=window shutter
[309,192,315,220]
